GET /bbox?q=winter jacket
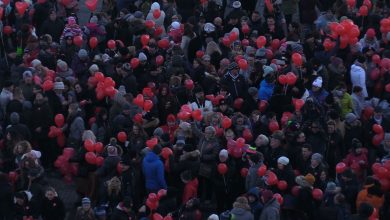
[110,203,136,220]
[39,19,65,42]
[41,197,66,220]
[142,152,167,191]
[220,72,248,99]
[350,64,368,97]
[247,187,263,220]
[258,80,275,101]
[351,93,365,118]
[356,187,384,211]
[0,181,14,219]
[75,207,95,220]
[343,152,368,177]
[96,156,121,182]
[340,93,353,118]
[259,198,280,220]
[230,207,254,220]
[245,163,263,191]
[68,116,85,143]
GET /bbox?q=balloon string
[223,175,228,194]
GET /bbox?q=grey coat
[259,198,280,220]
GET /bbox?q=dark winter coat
[259,198,280,220]
[41,197,66,220]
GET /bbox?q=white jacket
[350,64,368,97]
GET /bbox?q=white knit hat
[312,76,323,88]
[151,2,160,10]
[171,21,180,30]
[31,59,41,68]
[277,156,289,166]
[208,214,219,220]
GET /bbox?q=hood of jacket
[144,152,160,163]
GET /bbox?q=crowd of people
[1,0,390,219]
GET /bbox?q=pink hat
[68,17,76,25]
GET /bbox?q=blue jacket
[142,152,167,191]
[258,80,274,101]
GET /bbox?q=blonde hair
[13,141,32,155]
[107,176,121,196]
[206,41,222,56]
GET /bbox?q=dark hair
[302,143,312,151]
[152,144,162,155]
[353,86,363,93]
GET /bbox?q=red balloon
[243,128,253,142]
[3,26,13,35]
[161,147,173,160]
[107,40,116,49]
[133,94,144,108]
[192,109,203,121]
[386,84,390,92]
[146,199,159,210]
[380,178,390,191]
[266,171,278,185]
[257,164,267,176]
[85,0,98,12]
[238,59,248,70]
[256,36,266,48]
[94,72,104,82]
[105,86,116,97]
[359,5,368,16]
[372,134,384,146]
[156,55,164,66]
[143,100,153,112]
[372,163,382,173]
[2,0,9,5]
[241,24,250,34]
[89,37,98,49]
[84,139,95,152]
[153,9,161,19]
[229,32,238,42]
[221,117,232,129]
[130,58,140,69]
[218,163,228,175]
[146,137,158,149]
[347,0,356,7]
[196,50,204,58]
[85,152,97,165]
[373,124,384,134]
[268,121,279,133]
[286,72,297,86]
[73,36,83,47]
[222,37,232,47]
[363,0,372,9]
[240,168,249,177]
[181,104,192,113]
[153,213,163,220]
[0,7,3,19]
[42,80,54,91]
[265,0,274,13]
[294,99,304,111]
[258,100,268,112]
[94,142,104,153]
[145,20,155,29]
[158,39,169,49]
[15,2,28,15]
[141,34,150,46]
[372,54,381,64]
[292,53,303,66]
[117,131,127,143]
[277,180,288,191]
[336,162,347,174]
[8,171,18,183]
[377,167,388,179]
[117,162,123,174]
[312,188,323,200]
[273,193,284,205]
[271,39,280,50]
[154,26,164,37]
[236,138,246,148]
[95,156,104,166]
[233,98,244,109]
[323,39,334,51]
[177,111,192,120]
[184,79,194,90]
[54,114,65,127]
[278,75,287,85]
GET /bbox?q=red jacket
[182,178,199,204]
[343,151,368,177]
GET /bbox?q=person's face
[288,24,294,32]
[225,132,234,141]
[311,159,320,167]
[24,76,33,84]
[251,13,260,22]
[320,171,327,181]
[302,148,311,159]
[35,93,44,103]
[16,198,24,206]
[82,203,91,211]
[193,60,200,68]
[75,84,82,93]
[119,11,125,18]
[270,137,280,148]
[205,129,214,140]
[327,125,335,134]
[267,18,275,26]
[236,118,244,125]
[45,191,55,200]
[49,12,56,21]
[66,37,73,45]
[277,162,284,170]
[132,126,140,134]
[311,124,320,133]
[231,67,239,75]
[251,113,260,122]
[248,195,256,203]
[219,90,227,96]
[161,88,168,96]
[297,133,305,143]
[195,91,204,100]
